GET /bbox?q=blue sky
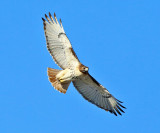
[0,0,160,133]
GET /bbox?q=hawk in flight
[42,12,126,116]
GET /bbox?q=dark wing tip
[109,109,117,116]
[115,98,123,103]
[118,102,126,109]
[45,14,48,19]
[115,107,122,115]
[113,111,118,116]
[108,97,126,116]
[60,18,62,23]
[54,12,56,17]
[117,105,125,113]
[42,17,45,22]
[49,12,52,17]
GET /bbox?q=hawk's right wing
[42,13,80,69]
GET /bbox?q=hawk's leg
[56,69,72,83]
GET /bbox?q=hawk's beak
[85,67,89,71]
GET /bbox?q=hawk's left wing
[73,74,126,116]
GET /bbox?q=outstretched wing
[42,13,79,69]
[73,74,126,116]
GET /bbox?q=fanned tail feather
[47,67,71,94]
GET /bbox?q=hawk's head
[79,64,89,74]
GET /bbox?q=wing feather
[73,74,126,116]
[42,13,79,69]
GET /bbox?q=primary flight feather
[42,12,126,116]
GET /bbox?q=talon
[58,78,66,83]
[60,79,65,83]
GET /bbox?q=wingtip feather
[113,111,117,116]
[117,102,126,109]
[115,107,122,115]
[117,105,125,113]
[49,12,52,17]
[115,98,123,103]
[42,17,45,21]
[54,12,56,17]
[45,14,48,19]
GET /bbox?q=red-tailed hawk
[42,12,126,116]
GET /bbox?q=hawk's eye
[81,67,88,73]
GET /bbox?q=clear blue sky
[0,0,160,133]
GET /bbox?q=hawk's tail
[47,67,71,94]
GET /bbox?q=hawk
[42,12,126,116]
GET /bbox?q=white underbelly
[56,67,83,82]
